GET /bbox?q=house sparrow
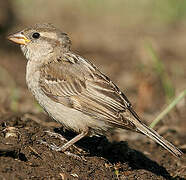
[8,23,182,157]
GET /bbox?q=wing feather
[39,53,136,130]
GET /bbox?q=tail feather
[128,107,183,157]
[136,122,183,158]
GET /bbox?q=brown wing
[39,53,136,130]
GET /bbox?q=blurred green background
[0,0,185,130]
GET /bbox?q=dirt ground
[0,1,186,179]
[0,111,185,180]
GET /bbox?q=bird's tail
[136,122,183,157]
[128,108,183,158]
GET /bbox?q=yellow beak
[7,32,30,45]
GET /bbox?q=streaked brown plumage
[8,23,183,158]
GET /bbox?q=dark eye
[32,32,40,39]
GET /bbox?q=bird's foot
[39,140,85,160]
[39,130,88,160]
[44,130,68,142]
[44,130,86,153]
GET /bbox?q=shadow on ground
[54,128,183,180]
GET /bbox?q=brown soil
[0,111,185,180]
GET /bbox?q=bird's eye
[32,32,40,39]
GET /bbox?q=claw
[39,139,85,160]
[39,130,88,159]
[44,131,68,142]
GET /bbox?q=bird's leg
[57,129,89,152]
[39,128,89,159]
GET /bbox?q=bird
[7,23,183,158]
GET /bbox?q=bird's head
[8,23,71,61]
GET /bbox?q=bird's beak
[7,32,30,45]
